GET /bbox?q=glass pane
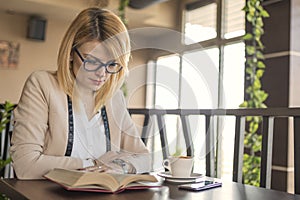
[184,3,217,44]
[219,42,245,181]
[152,55,181,171]
[223,0,245,39]
[181,48,219,109]
[181,48,219,175]
[155,55,180,109]
[222,42,245,108]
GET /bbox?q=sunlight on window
[185,23,217,44]
[152,55,181,171]
[181,48,219,174]
[184,3,217,44]
[219,42,245,181]
[223,0,245,39]
[150,0,246,176]
[181,48,219,109]
[155,55,180,109]
[223,43,245,108]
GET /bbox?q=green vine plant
[118,0,130,97]
[0,101,14,171]
[240,0,269,186]
[118,0,130,26]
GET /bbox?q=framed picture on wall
[0,40,20,69]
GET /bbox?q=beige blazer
[10,71,150,179]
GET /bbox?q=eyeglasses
[73,47,123,74]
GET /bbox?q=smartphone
[178,180,222,191]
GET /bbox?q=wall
[0,0,179,107]
[262,0,300,192]
[0,11,71,103]
[0,10,148,106]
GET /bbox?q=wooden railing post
[156,114,169,159]
[233,116,245,183]
[205,115,215,177]
[294,116,300,194]
[260,116,274,188]
[180,115,194,157]
[141,114,150,145]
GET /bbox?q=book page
[44,169,119,192]
[108,174,158,188]
[74,172,120,191]
[44,169,84,186]
[44,169,158,192]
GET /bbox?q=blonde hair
[57,7,130,110]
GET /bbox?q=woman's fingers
[78,164,109,172]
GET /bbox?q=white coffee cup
[163,156,194,177]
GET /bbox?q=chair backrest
[0,103,15,178]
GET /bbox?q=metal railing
[1,105,299,193]
[129,107,300,194]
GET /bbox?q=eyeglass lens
[74,47,122,74]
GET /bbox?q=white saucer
[157,172,203,183]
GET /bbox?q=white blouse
[71,103,107,167]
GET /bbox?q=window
[181,48,219,109]
[148,0,246,177]
[223,0,245,39]
[155,56,180,109]
[184,2,217,44]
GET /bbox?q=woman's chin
[91,85,102,92]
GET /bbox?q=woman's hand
[98,151,137,174]
[78,163,123,173]
[78,151,137,174]
[78,153,125,173]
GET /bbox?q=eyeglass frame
[73,47,123,74]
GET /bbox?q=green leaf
[239,101,248,108]
[261,10,270,18]
[260,92,269,102]
[247,13,253,22]
[256,69,264,78]
[246,46,256,55]
[253,79,262,89]
[255,28,262,36]
[256,51,265,59]
[246,116,253,121]
[246,66,254,75]
[246,86,253,93]
[260,103,268,108]
[253,122,259,132]
[256,17,263,27]
[253,116,261,123]
[0,157,12,170]
[243,33,253,40]
[0,100,14,135]
[257,40,264,49]
[257,61,266,68]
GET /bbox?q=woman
[10,7,150,179]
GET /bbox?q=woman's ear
[69,49,74,62]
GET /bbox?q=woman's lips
[90,78,105,85]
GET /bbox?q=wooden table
[1,178,299,200]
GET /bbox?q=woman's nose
[95,66,106,76]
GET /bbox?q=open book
[44,168,159,193]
